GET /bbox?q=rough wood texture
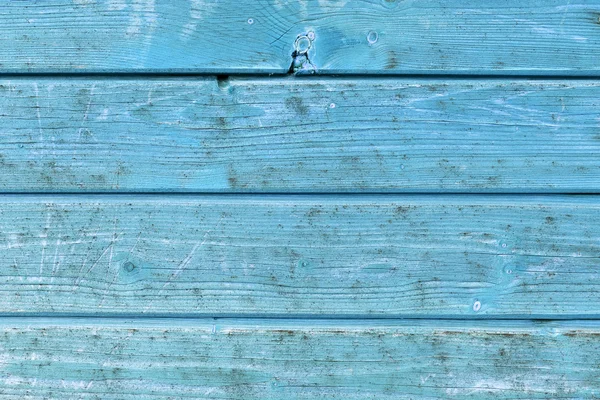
[3,2,600,395]
[0,195,598,317]
[0,318,598,398]
[2,78,600,192]
[1,1,600,74]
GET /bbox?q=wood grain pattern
[2,78,600,192]
[1,1,599,74]
[0,318,598,398]
[0,195,598,317]
[4,0,600,395]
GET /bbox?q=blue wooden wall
[0,1,599,398]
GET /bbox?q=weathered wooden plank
[0,318,598,398]
[1,1,600,74]
[2,78,600,192]
[0,195,599,317]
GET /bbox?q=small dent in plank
[216,75,230,90]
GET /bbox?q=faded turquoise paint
[0,318,598,398]
[1,78,599,192]
[0,0,599,398]
[0,1,599,74]
[0,195,597,318]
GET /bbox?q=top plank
[1,1,600,74]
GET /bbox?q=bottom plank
[0,318,597,399]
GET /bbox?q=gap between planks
[4,317,600,328]
[1,193,600,196]
[3,314,600,322]
[1,73,600,79]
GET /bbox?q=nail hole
[294,35,312,54]
[473,301,481,312]
[367,31,379,44]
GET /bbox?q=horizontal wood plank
[1,78,600,192]
[0,318,598,398]
[0,195,599,317]
[1,1,600,74]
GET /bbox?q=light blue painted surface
[0,194,597,318]
[0,1,599,74]
[0,318,598,398]
[0,0,599,398]
[0,78,599,192]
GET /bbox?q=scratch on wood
[143,215,224,312]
